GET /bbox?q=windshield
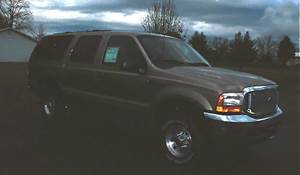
[137,35,210,69]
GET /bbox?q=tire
[157,104,208,166]
[161,119,194,164]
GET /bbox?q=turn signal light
[216,94,243,113]
[216,106,241,113]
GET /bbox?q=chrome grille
[243,86,278,118]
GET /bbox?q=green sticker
[104,47,120,63]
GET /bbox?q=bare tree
[0,13,8,29]
[32,23,46,41]
[211,37,229,52]
[0,0,32,30]
[256,35,277,63]
[142,0,183,38]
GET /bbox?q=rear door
[29,35,74,87]
[61,35,103,94]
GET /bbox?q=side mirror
[121,59,147,74]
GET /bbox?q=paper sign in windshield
[104,47,119,63]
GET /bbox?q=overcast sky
[29,0,299,44]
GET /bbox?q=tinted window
[32,35,73,61]
[138,35,210,69]
[70,35,102,64]
[103,36,144,67]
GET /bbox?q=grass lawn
[0,62,298,175]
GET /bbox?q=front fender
[151,87,213,112]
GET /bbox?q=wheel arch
[151,87,213,122]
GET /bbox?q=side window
[32,35,73,61]
[70,35,102,64]
[103,36,144,68]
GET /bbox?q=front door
[93,35,150,111]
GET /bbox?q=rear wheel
[42,96,57,118]
[39,87,68,121]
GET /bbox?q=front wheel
[157,105,208,166]
[162,119,194,164]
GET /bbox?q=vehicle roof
[50,30,172,38]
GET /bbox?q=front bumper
[202,107,283,145]
[204,107,283,123]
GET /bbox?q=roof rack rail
[90,29,112,32]
[62,29,112,34]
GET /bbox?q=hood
[166,66,276,93]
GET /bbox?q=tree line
[142,0,297,67]
[189,31,296,67]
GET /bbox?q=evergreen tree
[229,32,243,64]
[242,31,257,63]
[189,31,209,58]
[210,37,230,64]
[230,31,257,66]
[277,36,295,66]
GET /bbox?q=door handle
[68,48,74,57]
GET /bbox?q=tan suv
[28,30,283,165]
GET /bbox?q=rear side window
[31,35,73,61]
[70,35,102,64]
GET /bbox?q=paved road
[0,66,298,175]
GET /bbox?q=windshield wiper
[154,59,188,65]
[154,59,209,67]
[187,62,209,67]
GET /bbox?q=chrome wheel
[43,98,56,116]
[165,122,193,159]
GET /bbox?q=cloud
[33,9,88,20]
[39,20,141,34]
[190,20,254,37]
[98,11,147,26]
[259,2,299,39]
[29,0,52,8]
[201,0,298,7]
[33,8,146,26]
[28,0,299,44]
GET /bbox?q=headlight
[216,93,244,113]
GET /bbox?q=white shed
[0,28,37,62]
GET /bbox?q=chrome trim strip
[242,85,278,116]
[203,107,283,123]
[242,85,278,95]
[63,87,149,109]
